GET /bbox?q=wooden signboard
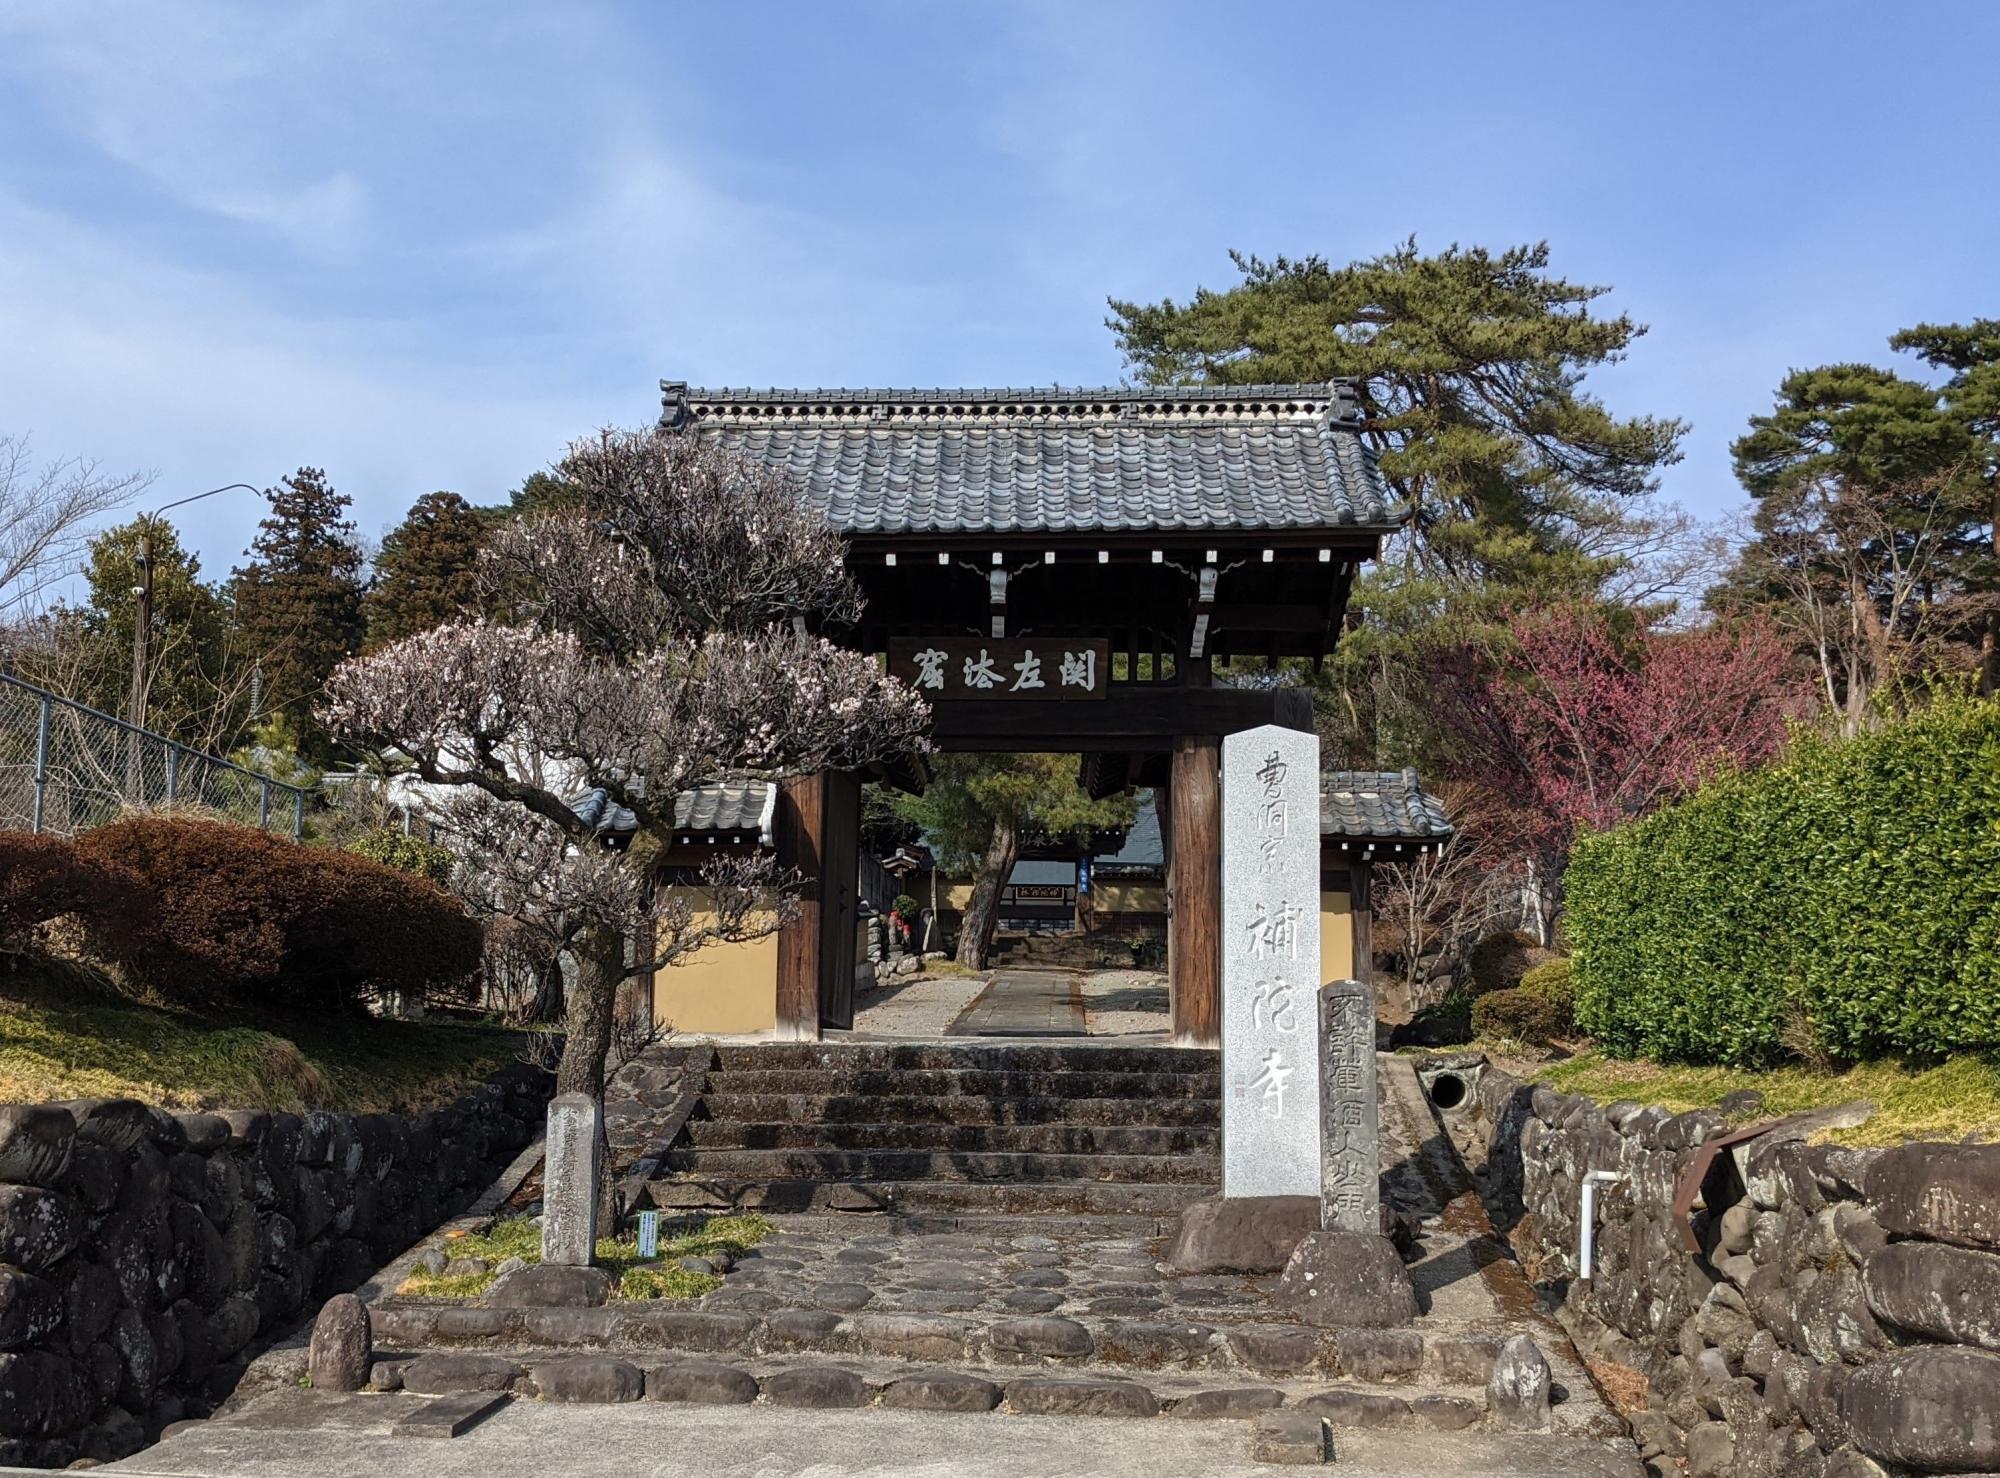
[889,639,1110,701]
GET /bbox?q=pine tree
[363,490,488,650]
[893,754,1136,969]
[229,467,366,757]
[1721,340,1993,714]
[1889,320,2000,693]
[1107,240,1687,765]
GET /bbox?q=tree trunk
[955,812,1017,970]
[547,925,627,1235]
[556,924,624,1102]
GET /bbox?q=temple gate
[663,381,1394,1046]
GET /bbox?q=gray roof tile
[1319,770,1453,843]
[569,781,776,843]
[664,382,1394,536]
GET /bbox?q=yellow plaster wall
[937,880,1165,914]
[1320,888,1354,986]
[651,891,779,1035]
[1092,882,1166,914]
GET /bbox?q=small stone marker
[1487,1334,1552,1431]
[542,1093,601,1267]
[1318,978,1380,1234]
[306,1293,371,1392]
[636,1209,660,1260]
[1220,723,1322,1199]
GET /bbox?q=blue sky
[2,1,1995,576]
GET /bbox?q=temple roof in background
[662,382,1396,538]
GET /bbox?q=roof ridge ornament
[660,380,692,430]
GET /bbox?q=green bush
[1567,694,2000,1065]
[1519,957,1572,996]
[1466,930,1552,996]
[73,815,481,1011]
[348,828,457,887]
[1472,958,1575,1044]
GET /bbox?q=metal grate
[0,672,308,838]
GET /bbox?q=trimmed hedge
[0,832,144,953]
[1567,695,2000,1065]
[71,815,481,1010]
[1466,930,1556,997]
[1472,958,1575,1044]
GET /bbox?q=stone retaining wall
[0,1065,550,1467]
[1477,1068,2000,1476]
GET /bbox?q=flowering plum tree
[324,429,929,1100]
[1430,602,1804,930]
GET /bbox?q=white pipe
[1578,1170,1627,1280]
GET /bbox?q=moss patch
[398,1213,771,1302]
[1531,1049,2000,1146]
[0,986,520,1113]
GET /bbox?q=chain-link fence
[0,672,307,838]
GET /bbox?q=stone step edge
[368,1303,1506,1386]
[681,1122,1222,1146]
[739,1211,1184,1237]
[370,1351,1499,1432]
[693,1095,1221,1122]
[642,1178,1213,1215]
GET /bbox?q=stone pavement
[944,969,1086,1037]
[77,1392,1645,1478]
[841,968,1170,1042]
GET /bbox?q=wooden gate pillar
[774,771,862,1041]
[1168,735,1221,1047]
[775,774,826,1042]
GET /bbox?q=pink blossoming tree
[324,428,929,1101]
[1430,602,1804,929]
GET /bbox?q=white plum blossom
[322,427,929,1100]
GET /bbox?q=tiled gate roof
[663,383,1395,537]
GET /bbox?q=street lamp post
[128,483,259,738]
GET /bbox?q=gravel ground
[1080,969,1170,1040]
[848,972,989,1039]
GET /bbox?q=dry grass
[914,959,983,980]
[397,1213,772,1302]
[0,958,521,1113]
[1532,1049,2000,1147]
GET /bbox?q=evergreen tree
[229,467,365,757]
[74,520,244,748]
[363,490,488,650]
[893,754,1135,969]
[506,470,578,518]
[1720,332,1995,710]
[1107,240,1687,764]
[1890,320,2000,692]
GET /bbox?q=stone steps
[697,1093,1219,1128]
[657,1042,1223,1222]
[368,1301,1499,1388]
[680,1120,1219,1156]
[368,1348,1503,1433]
[650,1177,1209,1217]
[700,1068,1221,1100]
[656,1147,1216,1186]
[711,1043,1214,1074]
